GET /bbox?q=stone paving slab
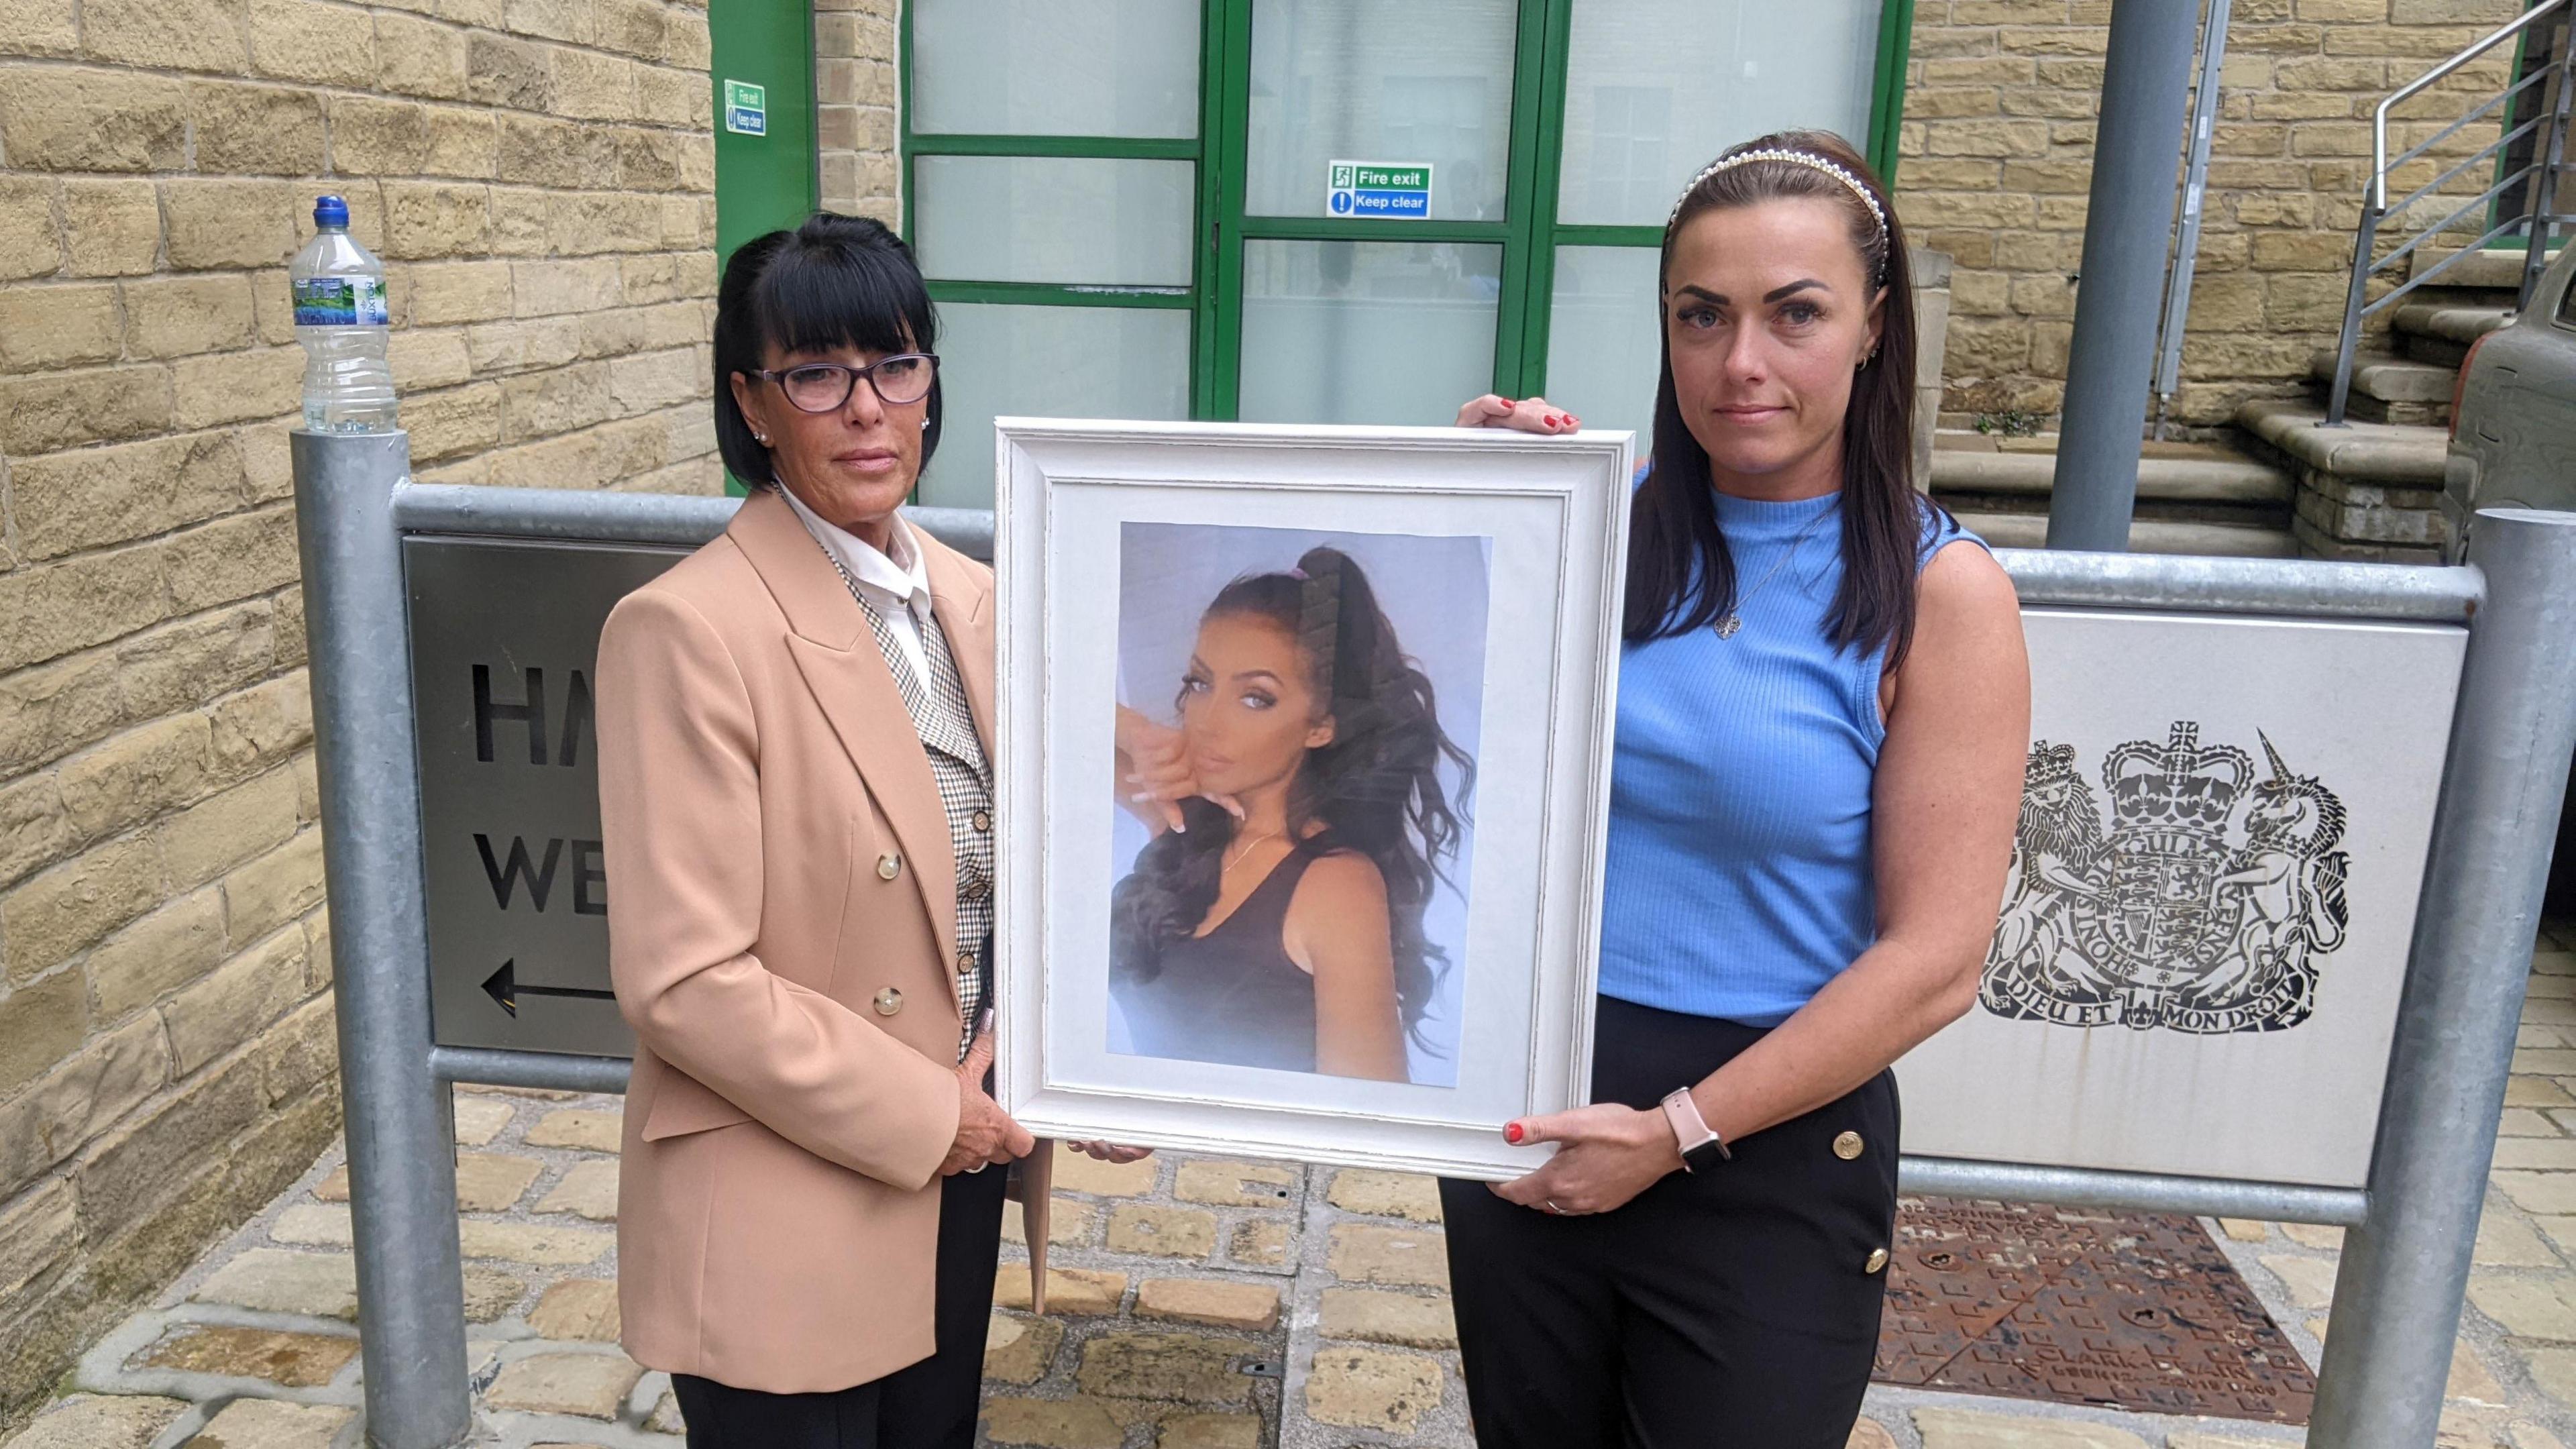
[18,921,2576,1448]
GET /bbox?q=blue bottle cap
[313,195,350,228]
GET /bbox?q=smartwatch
[1660,1087,1731,1173]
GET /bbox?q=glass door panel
[910,0,1202,138]
[919,303,1194,507]
[1544,245,1662,449]
[1242,0,1517,221]
[914,156,1198,285]
[1557,0,1884,227]
[1237,239,1502,423]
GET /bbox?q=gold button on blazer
[595,488,996,1395]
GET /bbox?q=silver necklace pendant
[1717,614,1742,639]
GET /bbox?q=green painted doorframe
[897,0,1915,421]
[711,0,820,264]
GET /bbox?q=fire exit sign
[1327,160,1433,219]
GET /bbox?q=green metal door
[712,0,819,264]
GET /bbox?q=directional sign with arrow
[480,959,616,1018]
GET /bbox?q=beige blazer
[594,486,995,1393]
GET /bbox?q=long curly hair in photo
[1109,546,1474,1044]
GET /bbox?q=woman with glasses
[594,213,1140,1448]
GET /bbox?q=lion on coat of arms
[1980,722,2351,1034]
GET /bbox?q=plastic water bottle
[290,195,397,433]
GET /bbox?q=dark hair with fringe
[712,212,942,486]
[1109,547,1473,1046]
[1631,129,1935,668]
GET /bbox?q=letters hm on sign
[1328,160,1433,219]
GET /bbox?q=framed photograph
[993,419,1633,1180]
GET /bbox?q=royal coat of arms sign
[1900,607,2464,1189]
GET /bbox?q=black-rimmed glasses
[751,353,939,413]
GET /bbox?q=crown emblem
[2102,722,2251,836]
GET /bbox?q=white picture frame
[992,419,1633,1181]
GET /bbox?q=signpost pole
[292,429,472,1449]
[2307,510,2576,1448]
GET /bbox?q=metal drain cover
[1873,1197,2315,1424]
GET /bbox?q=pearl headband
[1669,148,1890,276]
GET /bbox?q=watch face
[1683,1138,1729,1171]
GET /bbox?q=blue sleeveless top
[1596,486,1976,1026]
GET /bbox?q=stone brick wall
[1900,0,2526,429]
[815,0,898,225]
[0,0,720,1426]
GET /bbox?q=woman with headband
[1444,130,2030,1444]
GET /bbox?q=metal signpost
[293,427,2576,1449]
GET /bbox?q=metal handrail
[2326,0,2576,425]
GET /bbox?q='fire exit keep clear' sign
[1328,160,1433,219]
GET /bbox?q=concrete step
[2236,397,2449,486]
[1948,511,2299,558]
[2406,243,2558,294]
[2307,350,2455,426]
[1928,442,2292,506]
[2392,302,2512,368]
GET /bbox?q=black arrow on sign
[480,959,616,1018]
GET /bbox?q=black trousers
[1439,996,1900,1449]
[671,1163,1010,1449]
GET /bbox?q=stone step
[2236,397,2449,485]
[2392,303,2512,368]
[2307,349,2456,426]
[1947,511,2300,558]
[1928,443,2292,506]
[2406,243,2559,294]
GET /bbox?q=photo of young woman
[1106,524,1485,1086]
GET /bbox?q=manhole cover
[1872,1197,2315,1424]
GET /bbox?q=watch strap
[1660,1087,1729,1172]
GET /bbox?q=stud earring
[755,432,769,445]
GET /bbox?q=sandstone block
[1912,1407,2149,1448]
[468,315,583,373]
[1327,1223,1448,1288]
[163,178,300,270]
[511,257,623,316]
[550,46,637,119]
[1136,1277,1280,1331]
[331,95,433,174]
[464,1264,528,1321]
[486,1350,643,1418]
[1303,1346,1444,1433]
[488,184,553,256]
[0,364,176,456]
[13,427,250,570]
[993,1265,1126,1316]
[459,1220,616,1264]
[378,11,470,97]
[1173,1160,1295,1208]
[1227,1219,1291,1270]
[57,712,214,841]
[636,62,705,125]
[160,767,300,889]
[501,363,616,440]
[2499,1171,2576,1218]
[0,1014,170,1198]
[0,176,62,279]
[1,0,77,56]
[405,260,515,325]
[383,180,492,260]
[0,68,185,171]
[661,9,708,68]
[549,191,663,256]
[0,970,89,1095]
[85,885,228,1019]
[0,780,76,896]
[1326,1169,1443,1222]
[249,0,376,84]
[502,0,584,43]
[2528,1344,2576,1409]
[1075,1332,1260,1404]
[1002,1194,1094,1247]
[980,1397,1122,1449]
[194,1246,360,1318]
[529,1277,621,1340]
[467,31,552,107]
[1318,1287,1457,1348]
[0,1394,186,1449]
[527,1107,623,1151]
[82,0,246,69]
[1053,1139,1157,1196]
[590,0,664,57]
[124,274,259,361]
[390,327,475,392]
[0,283,122,370]
[982,1309,1064,1384]
[173,345,303,429]
[2476,1213,2559,1269]
[133,1322,358,1385]
[221,828,327,945]
[424,105,499,178]
[188,80,327,174]
[188,1398,352,1448]
[407,380,506,460]
[0,1177,78,1299]
[206,671,313,774]
[451,1150,543,1211]
[535,1157,619,1219]
[1157,1414,1259,1449]
[273,1201,353,1246]
[1107,1204,1218,1260]
[113,600,279,727]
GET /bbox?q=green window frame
[900,0,1915,433]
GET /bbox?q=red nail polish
[1504,1122,1524,1144]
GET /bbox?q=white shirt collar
[777,485,932,615]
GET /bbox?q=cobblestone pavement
[12,922,2576,1449]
